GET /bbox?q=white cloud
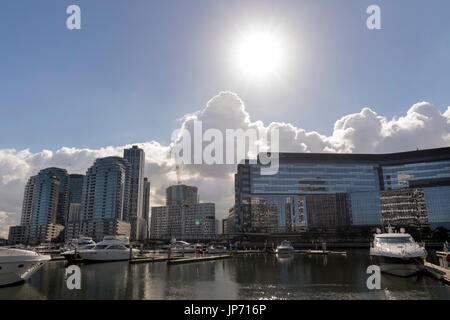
[1,92,449,238]
[0,211,18,239]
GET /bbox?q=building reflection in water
[1,250,449,300]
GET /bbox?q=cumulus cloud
[0,92,449,238]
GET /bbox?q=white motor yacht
[275,240,295,255]
[370,229,427,277]
[0,247,51,287]
[77,236,139,262]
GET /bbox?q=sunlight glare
[232,27,288,81]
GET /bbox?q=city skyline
[9,149,152,243]
[1,93,450,239]
[5,145,450,243]
[2,1,450,238]
[8,148,217,243]
[2,90,450,238]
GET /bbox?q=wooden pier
[167,255,231,265]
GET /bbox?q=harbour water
[1,249,449,300]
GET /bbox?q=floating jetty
[233,250,266,254]
[167,254,231,265]
[424,261,450,284]
[294,249,347,255]
[424,251,450,284]
[130,255,184,264]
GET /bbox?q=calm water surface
[1,249,449,300]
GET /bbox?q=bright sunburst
[232,26,288,81]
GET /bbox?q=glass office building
[69,174,84,204]
[234,147,450,233]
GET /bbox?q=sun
[232,27,287,81]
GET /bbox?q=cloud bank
[1,91,449,238]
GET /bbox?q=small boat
[0,247,51,287]
[64,237,96,249]
[77,235,139,262]
[170,241,197,253]
[275,240,295,255]
[206,245,228,254]
[61,237,96,261]
[33,243,60,255]
[61,244,96,261]
[370,228,427,277]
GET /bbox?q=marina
[0,249,448,300]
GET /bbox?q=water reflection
[276,254,294,263]
[0,250,448,300]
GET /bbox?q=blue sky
[1,0,450,152]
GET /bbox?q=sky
[1,0,450,237]
[1,0,450,151]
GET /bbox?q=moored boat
[170,240,197,253]
[77,235,139,262]
[275,240,295,255]
[370,228,427,277]
[61,237,96,261]
[206,245,228,254]
[0,247,51,287]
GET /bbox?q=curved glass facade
[234,148,450,232]
[382,160,450,190]
[423,186,450,230]
[252,163,380,194]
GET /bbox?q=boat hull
[370,255,425,277]
[171,248,196,254]
[207,249,228,254]
[0,259,49,287]
[78,250,137,262]
[276,248,294,255]
[61,252,82,261]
